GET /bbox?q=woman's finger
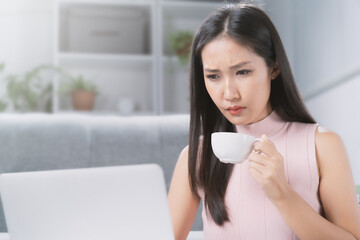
[248,151,268,166]
[253,135,277,157]
[249,159,269,178]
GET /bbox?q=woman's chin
[224,113,249,126]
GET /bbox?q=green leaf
[169,30,194,66]
[0,63,5,72]
[2,64,98,112]
[0,100,7,112]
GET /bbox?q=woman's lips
[227,106,245,115]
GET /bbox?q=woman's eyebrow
[203,68,219,73]
[230,61,251,70]
[204,61,251,72]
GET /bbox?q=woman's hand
[248,134,290,203]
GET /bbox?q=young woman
[168,3,360,240]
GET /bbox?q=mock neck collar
[235,110,286,138]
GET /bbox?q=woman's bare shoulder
[177,145,189,167]
[315,126,345,153]
[314,126,349,178]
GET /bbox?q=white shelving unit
[160,1,219,114]
[53,0,220,115]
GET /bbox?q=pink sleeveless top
[200,111,321,240]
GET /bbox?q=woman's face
[201,37,278,125]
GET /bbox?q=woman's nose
[224,78,240,101]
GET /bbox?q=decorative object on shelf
[62,5,149,55]
[0,64,53,113]
[170,30,194,65]
[117,98,135,115]
[59,75,98,111]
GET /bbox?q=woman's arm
[249,129,360,240]
[314,128,360,238]
[168,146,201,240]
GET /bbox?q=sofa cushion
[0,113,203,232]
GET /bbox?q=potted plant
[170,30,194,65]
[59,75,98,111]
[0,64,53,113]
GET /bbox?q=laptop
[0,164,174,240]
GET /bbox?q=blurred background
[0,0,359,183]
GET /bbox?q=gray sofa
[0,113,203,232]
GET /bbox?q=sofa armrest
[0,233,9,240]
[187,231,204,240]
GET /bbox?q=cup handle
[253,138,263,154]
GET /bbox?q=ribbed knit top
[200,111,321,239]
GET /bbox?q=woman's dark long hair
[188,3,316,226]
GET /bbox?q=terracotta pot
[71,90,96,111]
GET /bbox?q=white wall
[306,75,360,184]
[0,0,52,77]
[297,0,360,184]
[263,0,294,70]
[293,0,360,98]
[265,0,360,98]
[264,0,360,184]
[0,0,53,111]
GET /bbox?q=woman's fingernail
[262,134,268,141]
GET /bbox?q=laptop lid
[0,164,174,240]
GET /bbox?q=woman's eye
[236,70,251,76]
[206,74,219,80]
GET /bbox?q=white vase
[117,98,135,115]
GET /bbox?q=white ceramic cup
[211,132,261,164]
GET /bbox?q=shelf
[54,0,217,115]
[162,56,188,70]
[55,110,155,116]
[161,2,219,55]
[57,53,153,69]
[57,75,155,113]
[58,0,154,7]
[161,1,220,23]
[58,52,153,61]
[161,1,220,10]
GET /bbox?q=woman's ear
[271,61,280,80]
